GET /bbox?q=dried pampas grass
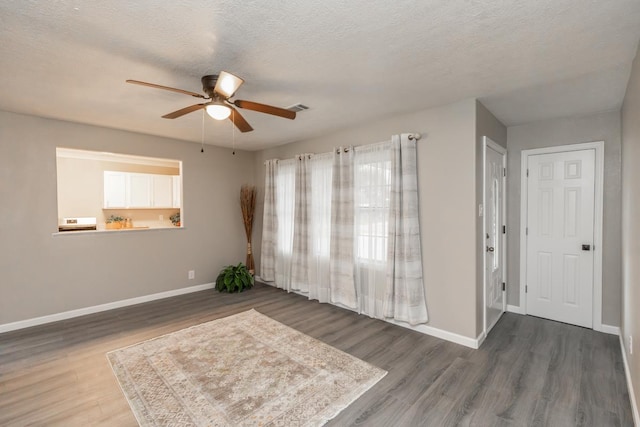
[240,185,257,274]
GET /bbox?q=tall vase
[246,242,255,276]
[240,185,257,276]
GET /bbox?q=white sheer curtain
[274,159,295,291]
[354,142,391,318]
[260,159,278,282]
[291,154,311,293]
[262,153,332,302]
[383,134,428,325]
[330,147,357,309]
[308,153,333,302]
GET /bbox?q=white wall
[0,111,254,325]
[621,43,640,419]
[505,110,622,326]
[253,99,480,339]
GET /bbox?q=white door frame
[483,136,507,336]
[519,141,605,331]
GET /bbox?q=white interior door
[484,140,506,334]
[525,149,595,328]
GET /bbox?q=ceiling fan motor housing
[201,75,219,98]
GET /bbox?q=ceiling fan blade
[234,100,296,120]
[214,71,244,98]
[162,103,207,119]
[126,79,208,99]
[228,106,254,132]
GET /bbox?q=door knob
[582,244,591,251]
[486,246,495,252]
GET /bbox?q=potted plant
[170,212,180,226]
[106,215,124,229]
[215,262,254,293]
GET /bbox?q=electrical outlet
[630,336,633,355]
[159,215,164,221]
[188,270,195,280]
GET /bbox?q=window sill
[103,207,181,210]
[52,226,184,237]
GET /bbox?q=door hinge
[526,227,528,235]
[526,169,529,177]
[502,282,506,292]
[525,285,528,293]
[502,225,506,234]
[503,168,506,177]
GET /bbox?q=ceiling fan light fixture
[206,101,231,120]
[215,71,244,98]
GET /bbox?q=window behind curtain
[264,137,426,323]
[275,159,296,288]
[310,153,333,259]
[354,145,392,264]
[274,150,392,265]
[272,147,392,301]
[275,159,296,254]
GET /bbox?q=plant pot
[106,222,122,230]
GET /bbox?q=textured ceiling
[1,1,639,150]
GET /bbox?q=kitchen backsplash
[101,208,180,230]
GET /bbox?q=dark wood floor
[0,282,633,426]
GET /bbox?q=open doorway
[483,137,507,335]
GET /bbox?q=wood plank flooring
[0,282,633,426]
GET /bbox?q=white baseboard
[0,282,215,334]
[504,305,620,337]
[265,281,484,349]
[388,318,483,349]
[506,304,525,315]
[598,324,621,336]
[4,276,480,350]
[280,288,484,348]
[620,334,640,426]
[475,331,487,349]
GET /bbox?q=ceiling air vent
[286,103,309,113]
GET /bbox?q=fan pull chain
[232,110,236,155]
[200,110,205,153]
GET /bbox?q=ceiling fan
[126,71,296,132]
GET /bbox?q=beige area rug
[107,309,387,426]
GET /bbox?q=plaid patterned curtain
[383,134,429,325]
[291,154,312,292]
[259,159,279,282]
[330,147,358,309]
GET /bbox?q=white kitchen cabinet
[129,173,152,207]
[103,171,127,208]
[104,171,180,209]
[152,175,173,208]
[172,175,181,208]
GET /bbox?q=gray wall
[0,111,254,325]
[621,43,640,416]
[253,99,482,339]
[505,110,622,326]
[475,101,507,335]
